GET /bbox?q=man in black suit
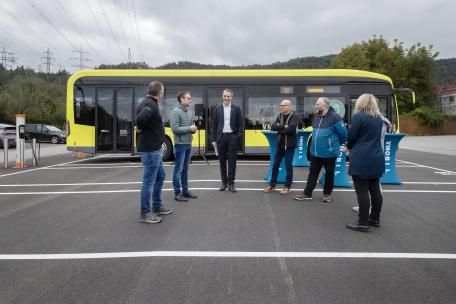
[211,89,244,193]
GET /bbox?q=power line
[48,0,110,65]
[26,0,79,50]
[122,0,142,63]
[130,0,145,63]
[0,3,70,61]
[112,0,130,54]
[84,0,119,64]
[97,0,127,62]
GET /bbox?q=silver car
[0,123,17,148]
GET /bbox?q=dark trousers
[270,146,295,188]
[304,156,337,196]
[352,176,383,225]
[218,133,239,185]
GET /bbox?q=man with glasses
[263,99,300,195]
[211,89,244,193]
[170,90,198,202]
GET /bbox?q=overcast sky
[0,0,454,73]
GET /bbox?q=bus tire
[162,136,173,161]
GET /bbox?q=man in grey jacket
[170,90,198,202]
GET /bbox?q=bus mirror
[394,88,415,105]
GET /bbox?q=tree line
[1,36,454,127]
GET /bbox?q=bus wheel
[162,137,173,161]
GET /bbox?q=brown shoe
[322,194,332,203]
[280,187,291,195]
[294,193,312,201]
[263,186,276,193]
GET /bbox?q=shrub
[410,106,444,127]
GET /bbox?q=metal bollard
[3,138,7,168]
[32,138,37,167]
[20,139,25,168]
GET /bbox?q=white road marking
[397,159,456,174]
[1,188,456,195]
[43,163,270,169]
[0,155,107,178]
[1,180,456,187]
[0,251,454,260]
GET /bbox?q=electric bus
[66,69,413,160]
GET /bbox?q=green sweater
[170,103,193,145]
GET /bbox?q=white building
[437,83,456,116]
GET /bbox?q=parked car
[0,123,17,148]
[24,124,67,144]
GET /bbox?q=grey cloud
[0,0,454,72]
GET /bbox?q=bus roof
[69,69,393,87]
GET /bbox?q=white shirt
[222,103,233,133]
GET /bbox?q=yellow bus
[66,69,412,160]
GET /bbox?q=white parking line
[397,159,456,174]
[0,155,107,179]
[1,188,456,195]
[0,180,456,187]
[0,251,454,260]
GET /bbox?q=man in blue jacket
[294,97,347,203]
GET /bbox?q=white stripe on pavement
[1,188,456,195]
[0,251,454,260]
[1,180,456,187]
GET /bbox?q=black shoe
[346,223,369,232]
[368,218,381,227]
[228,184,237,193]
[174,194,188,202]
[219,184,228,191]
[183,191,198,199]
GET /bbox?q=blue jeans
[270,146,295,188]
[138,150,165,215]
[173,144,192,195]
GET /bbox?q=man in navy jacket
[294,97,347,203]
[211,89,244,192]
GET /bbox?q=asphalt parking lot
[0,145,455,303]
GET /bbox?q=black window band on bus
[74,86,95,126]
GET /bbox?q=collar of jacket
[177,103,188,112]
[319,107,334,118]
[146,95,158,103]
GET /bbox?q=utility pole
[1,47,17,69]
[128,47,131,68]
[71,46,92,71]
[40,49,55,74]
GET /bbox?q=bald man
[264,99,300,195]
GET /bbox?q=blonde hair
[354,94,381,117]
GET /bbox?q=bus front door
[96,88,134,153]
[206,88,245,154]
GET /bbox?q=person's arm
[279,113,299,134]
[271,115,284,131]
[346,114,361,149]
[334,119,348,145]
[136,105,153,130]
[237,106,244,133]
[170,109,192,135]
[211,106,218,143]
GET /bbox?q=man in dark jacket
[136,81,173,224]
[294,97,347,203]
[211,89,244,193]
[263,99,300,195]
